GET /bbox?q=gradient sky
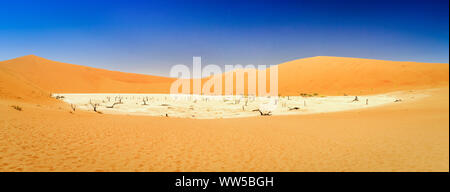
[0,0,448,76]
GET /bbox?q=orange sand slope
[0,55,448,172]
[0,55,175,94]
[0,87,447,171]
[276,56,448,95]
[0,55,448,98]
[0,66,49,103]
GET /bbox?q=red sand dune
[276,56,448,95]
[0,65,49,102]
[0,55,175,96]
[0,55,448,99]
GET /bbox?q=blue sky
[0,0,448,76]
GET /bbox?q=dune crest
[0,55,448,99]
[0,55,175,95]
[275,56,449,95]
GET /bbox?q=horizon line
[1,54,448,78]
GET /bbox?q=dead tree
[257,109,272,116]
[366,99,368,105]
[115,96,123,104]
[70,104,76,111]
[142,98,148,105]
[89,100,99,112]
[106,102,120,108]
[289,107,300,111]
[352,96,359,102]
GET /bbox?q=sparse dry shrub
[11,105,22,111]
[55,95,65,100]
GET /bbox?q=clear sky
[0,0,448,76]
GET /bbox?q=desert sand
[0,55,448,171]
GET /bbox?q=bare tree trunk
[89,100,99,112]
[142,98,148,105]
